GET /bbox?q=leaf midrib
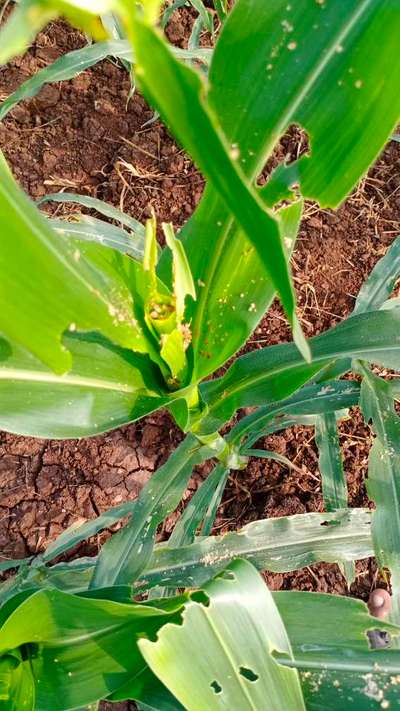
[0,368,136,393]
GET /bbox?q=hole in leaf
[191,590,210,606]
[239,666,259,682]
[210,680,222,694]
[218,570,236,581]
[256,124,310,189]
[367,629,391,650]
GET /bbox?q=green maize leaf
[182,197,302,382]
[188,14,204,53]
[153,462,229,598]
[4,506,372,599]
[0,0,114,66]
[274,591,400,710]
[134,508,373,592]
[315,412,355,584]
[276,591,400,669]
[229,380,360,448]
[393,134,400,143]
[160,0,400,379]
[360,369,400,455]
[243,448,304,475]
[0,332,168,438]
[213,0,227,24]
[168,462,229,548]
[0,649,35,711]
[200,464,231,537]
[40,191,146,238]
[50,216,146,261]
[198,308,400,433]
[140,559,305,711]
[187,0,213,35]
[215,0,400,208]
[0,40,212,122]
[127,14,309,361]
[316,414,349,513]
[160,330,187,382]
[0,559,96,606]
[317,236,400,383]
[0,588,183,710]
[91,435,213,588]
[0,559,30,574]
[360,369,400,625]
[0,154,158,374]
[42,500,137,562]
[0,0,57,65]
[354,236,400,315]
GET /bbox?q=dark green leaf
[43,500,137,562]
[0,588,183,710]
[229,380,360,449]
[199,309,400,433]
[315,412,355,583]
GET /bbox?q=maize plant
[1,0,400,708]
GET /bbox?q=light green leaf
[163,223,196,322]
[0,0,114,66]
[140,560,305,711]
[217,0,400,207]
[160,329,187,381]
[0,154,156,373]
[0,332,167,438]
[135,508,372,592]
[0,649,35,711]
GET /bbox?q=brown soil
[1,6,400,642]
